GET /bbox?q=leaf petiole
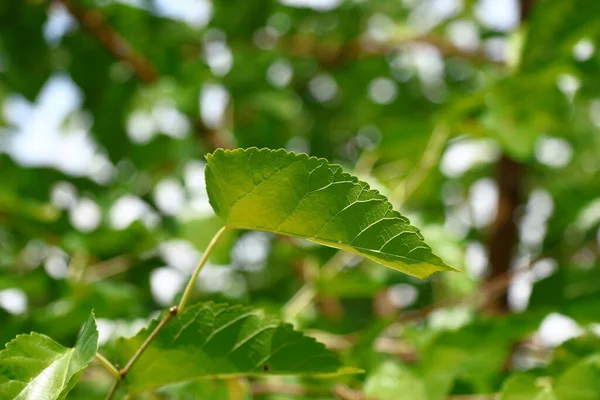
[119,306,178,377]
[95,353,120,380]
[178,225,229,312]
[103,226,229,399]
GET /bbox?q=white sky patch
[3,74,110,181]
[408,0,464,33]
[573,38,595,61]
[465,241,488,279]
[267,59,293,88]
[446,20,480,52]
[43,2,75,46]
[440,137,501,177]
[368,77,397,105]
[520,188,554,248]
[203,29,233,76]
[44,247,69,280]
[508,272,533,312]
[154,178,186,216]
[0,289,28,315]
[182,161,213,217]
[200,84,229,129]
[468,178,498,228]
[159,239,200,274]
[127,110,156,144]
[538,313,583,348]
[475,0,519,32]
[96,317,148,346]
[69,198,102,232]
[280,0,342,11]
[151,267,186,306]
[109,195,158,230]
[309,73,338,103]
[535,136,573,168]
[153,0,212,28]
[233,232,271,270]
[394,44,445,87]
[556,74,580,101]
[153,103,190,139]
[50,181,78,210]
[366,13,396,42]
[388,283,418,308]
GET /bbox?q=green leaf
[205,148,454,278]
[364,360,428,400]
[499,375,556,400]
[115,302,360,393]
[554,355,600,400]
[0,312,98,400]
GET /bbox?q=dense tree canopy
[1,0,600,398]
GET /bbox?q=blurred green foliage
[1,0,600,398]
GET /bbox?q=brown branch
[57,0,230,150]
[483,0,536,313]
[250,382,366,399]
[280,33,503,69]
[59,0,158,83]
[484,144,524,312]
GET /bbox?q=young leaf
[205,148,454,278]
[115,302,360,393]
[0,312,98,400]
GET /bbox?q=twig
[283,252,357,321]
[178,226,229,312]
[280,33,504,69]
[58,0,158,83]
[119,306,178,378]
[391,123,450,207]
[102,226,228,399]
[57,0,229,150]
[85,256,132,283]
[333,384,366,400]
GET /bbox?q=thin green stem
[283,251,356,321]
[120,306,178,377]
[391,123,449,207]
[178,225,229,312]
[95,353,120,380]
[103,226,228,400]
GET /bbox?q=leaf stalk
[103,226,229,399]
[178,225,229,312]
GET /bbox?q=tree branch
[280,33,504,69]
[57,0,230,150]
[485,155,524,313]
[59,0,158,83]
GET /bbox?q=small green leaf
[0,312,98,400]
[115,302,360,393]
[205,148,454,278]
[554,356,600,400]
[499,375,554,400]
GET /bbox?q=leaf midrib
[226,224,447,268]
